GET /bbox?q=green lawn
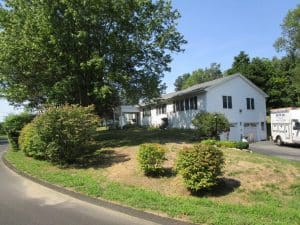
[5,128,300,225]
[94,127,198,147]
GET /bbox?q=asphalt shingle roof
[160,74,238,100]
[139,73,267,106]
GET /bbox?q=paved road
[250,141,300,161]
[0,143,171,225]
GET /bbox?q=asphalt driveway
[0,143,189,225]
[250,141,300,162]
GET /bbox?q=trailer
[270,107,300,145]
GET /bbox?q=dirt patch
[104,144,190,196]
[102,143,300,204]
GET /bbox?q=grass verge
[5,149,300,225]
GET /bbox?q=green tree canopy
[0,0,186,116]
[274,4,300,106]
[174,63,222,91]
[226,51,250,76]
[174,73,190,91]
[274,4,300,59]
[226,51,300,109]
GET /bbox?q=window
[156,104,166,115]
[162,105,166,114]
[173,96,197,112]
[261,122,265,131]
[190,98,194,110]
[180,100,184,111]
[194,96,198,109]
[246,98,255,110]
[228,96,232,108]
[189,96,197,110]
[175,101,180,112]
[222,96,232,109]
[142,107,151,117]
[244,122,257,127]
[185,99,189,110]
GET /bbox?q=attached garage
[228,123,241,141]
[244,122,258,142]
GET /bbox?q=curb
[2,148,193,225]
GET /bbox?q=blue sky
[0,0,299,120]
[164,0,299,92]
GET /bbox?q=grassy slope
[5,128,300,225]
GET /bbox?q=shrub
[217,140,236,148]
[19,105,99,164]
[137,143,166,176]
[192,112,230,139]
[160,117,168,129]
[235,141,249,149]
[0,122,5,135]
[201,139,250,150]
[19,123,46,159]
[3,113,35,150]
[176,144,224,191]
[201,139,217,146]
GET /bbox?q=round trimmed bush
[19,104,99,164]
[176,144,224,191]
[235,141,249,149]
[137,143,166,176]
[19,123,46,159]
[192,112,230,139]
[3,112,35,150]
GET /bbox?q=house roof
[160,73,268,101]
[140,73,268,106]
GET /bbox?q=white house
[117,73,268,142]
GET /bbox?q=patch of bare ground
[102,143,300,204]
[223,149,299,190]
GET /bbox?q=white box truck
[270,107,300,145]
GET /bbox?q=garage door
[244,123,257,142]
[228,123,240,141]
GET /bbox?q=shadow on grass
[191,177,241,197]
[71,149,130,169]
[65,128,198,169]
[94,128,198,148]
[144,167,176,178]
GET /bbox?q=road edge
[2,148,193,225]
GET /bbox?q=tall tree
[0,0,186,116]
[266,57,293,108]
[274,4,300,106]
[174,63,222,91]
[274,4,300,59]
[174,73,190,91]
[226,51,250,75]
[227,51,299,109]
